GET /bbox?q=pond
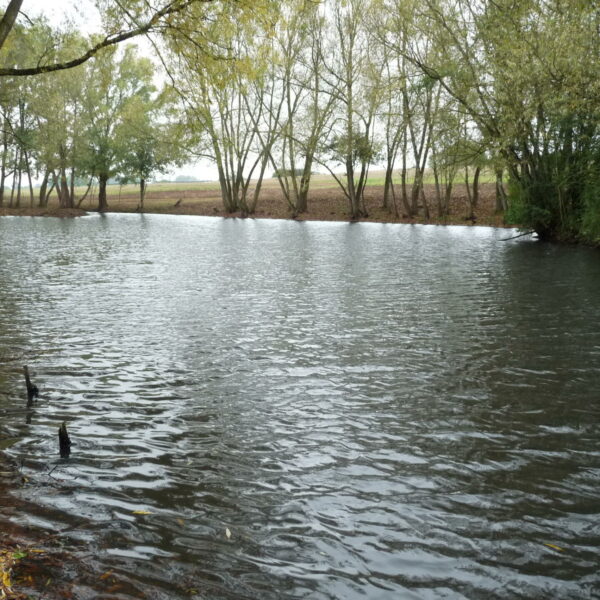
[0,215,599,599]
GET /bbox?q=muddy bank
[0,463,147,600]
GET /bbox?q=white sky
[19,0,101,32]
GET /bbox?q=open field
[1,171,509,228]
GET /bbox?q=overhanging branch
[0,0,210,77]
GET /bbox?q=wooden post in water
[23,365,39,405]
[58,422,71,458]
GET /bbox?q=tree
[395,0,600,242]
[79,44,156,211]
[316,0,382,220]
[31,44,92,208]
[117,90,186,210]
[267,1,336,216]
[170,0,279,214]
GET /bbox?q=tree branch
[0,0,210,77]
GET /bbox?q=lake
[1,214,599,599]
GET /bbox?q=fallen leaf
[100,570,114,580]
[2,570,11,589]
[132,510,152,515]
[544,543,564,552]
[225,528,231,539]
[177,518,185,527]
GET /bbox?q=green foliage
[505,180,553,235]
[505,146,600,242]
[326,132,381,169]
[581,151,600,244]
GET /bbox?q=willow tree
[168,0,280,214]
[317,0,382,220]
[392,0,600,242]
[266,1,336,216]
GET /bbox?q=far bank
[2,181,511,229]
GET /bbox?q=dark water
[0,215,599,599]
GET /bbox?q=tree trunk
[15,162,22,208]
[383,165,394,211]
[38,171,49,207]
[444,181,453,217]
[70,168,75,204]
[495,168,508,212]
[472,166,481,209]
[410,169,423,216]
[0,0,24,52]
[400,143,411,217]
[433,163,443,217]
[0,119,8,207]
[296,157,313,214]
[346,157,359,219]
[24,151,34,207]
[98,173,109,212]
[52,170,67,207]
[139,177,146,211]
[75,177,93,208]
[9,162,17,207]
[59,167,73,208]
[465,167,474,219]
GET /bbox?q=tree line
[1,0,598,243]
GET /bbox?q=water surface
[0,215,599,599]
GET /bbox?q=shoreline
[0,207,88,218]
[0,182,515,229]
[0,207,515,229]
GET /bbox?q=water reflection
[0,215,599,599]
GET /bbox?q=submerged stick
[58,422,71,458]
[23,365,39,404]
[500,230,535,241]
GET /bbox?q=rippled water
[1,215,599,599]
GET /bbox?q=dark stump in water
[58,422,71,459]
[23,365,39,405]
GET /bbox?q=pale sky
[19,0,101,31]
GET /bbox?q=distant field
[66,169,496,200]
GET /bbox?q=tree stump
[58,422,71,458]
[23,366,39,405]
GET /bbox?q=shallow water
[1,215,599,599]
